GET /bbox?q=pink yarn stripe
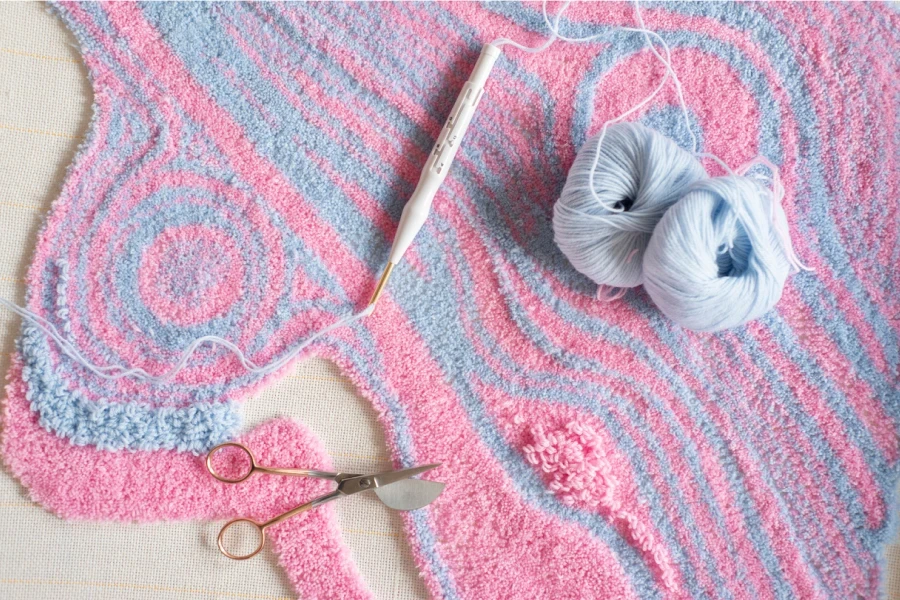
[711,329,870,590]
[774,1,900,302]
[778,286,898,460]
[1,358,372,599]
[98,3,369,297]
[336,298,643,600]
[750,324,885,526]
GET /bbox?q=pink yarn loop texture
[2,2,899,599]
[2,359,372,599]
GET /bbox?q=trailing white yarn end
[0,296,370,385]
[495,0,699,213]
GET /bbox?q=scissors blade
[373,463,440,488]
[374,479,445,510]
[338,464,441,496]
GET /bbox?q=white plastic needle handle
[369,43,501,307]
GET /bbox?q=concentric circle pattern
[138,224,246,326]
[4,3,899,599]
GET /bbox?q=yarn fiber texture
[5,3,900,600]
[642,176,792,333]
[553,123,707,289]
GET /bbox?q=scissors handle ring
[206,442,257,484]
[217,518,266,560]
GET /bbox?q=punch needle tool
[206,442,445,560]
[368,43,501,309]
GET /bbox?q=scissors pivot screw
[358,478,372,489]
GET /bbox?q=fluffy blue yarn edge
[18,324,241,454]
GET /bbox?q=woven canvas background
[0,3,425,599]
[1,2,899,600]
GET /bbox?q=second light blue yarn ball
[642,175,792,332]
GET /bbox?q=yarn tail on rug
[2,2,900,600]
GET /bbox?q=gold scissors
[206,442,444,560]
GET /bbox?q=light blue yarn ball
[642,176,792,332]
[553,123,707,288]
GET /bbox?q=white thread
[495,0,699,212]
[0,296,372,384]
[2,0,814,377]
[501,0,810,309]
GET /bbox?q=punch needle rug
[3,2,900,599]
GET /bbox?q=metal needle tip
[368,262,395,309]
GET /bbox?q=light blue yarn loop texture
[552,123,707,289]
[19,325,240,453]
[642,176,792,333]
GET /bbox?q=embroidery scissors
[206,442,444,560]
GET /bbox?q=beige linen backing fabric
[1,3,899,600]
[0,3,426,599]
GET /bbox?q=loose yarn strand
[0,296,372,384]
[491,0,565,53]
[631,2,698,155]
[2,0,814,375]
[496,1,698,212]
[524,0,811,328]
[735,156,812,274]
